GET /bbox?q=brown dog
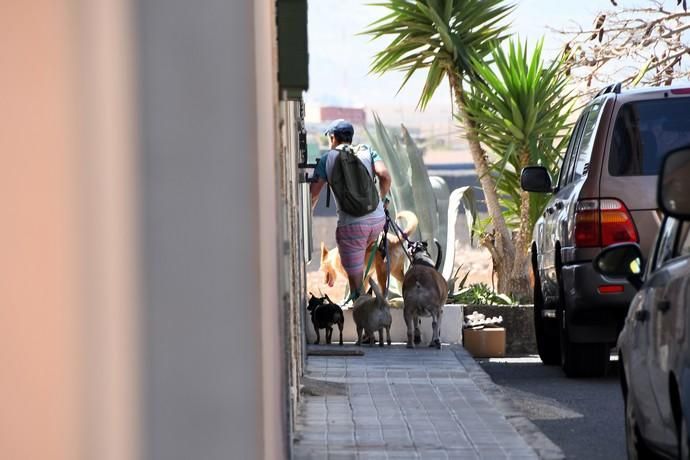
[402,241,448,349]
[319,210,418,293]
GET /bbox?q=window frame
[558,110,588,188]
[674,221,690,258]
[571,100,605,181]
[648,216,682,275]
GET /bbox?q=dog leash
[353,208,417,301]
[362,239,378,289]
[380,211,391,296]
[385,208,415,265]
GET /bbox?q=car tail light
[574,199,638,248]
[671,88,690,95]
[574,200,600,247]
[598,285,625,294]
[600,199,639,246]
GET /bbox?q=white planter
[305,304,464,345]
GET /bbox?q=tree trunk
[448,73,516,292]
[507,148,533,302]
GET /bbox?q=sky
[304,0,626,126]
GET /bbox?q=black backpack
[328,145,380,217]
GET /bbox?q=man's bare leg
[348,273,369,342]
[347,273,363,300]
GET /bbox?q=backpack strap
[369,148,377,185]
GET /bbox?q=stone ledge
[305,304,464,345]
[304,303,537,355]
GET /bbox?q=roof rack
[594,82,622,98]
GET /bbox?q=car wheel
[559,309,609,378]
[625,389,653,459]
[533,263,560,365]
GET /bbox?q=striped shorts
[335,217,386,279]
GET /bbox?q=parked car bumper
[561,261,635,344]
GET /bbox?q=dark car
[594,146,690,459]
[521,84,690,377]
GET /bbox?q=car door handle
[658,300,671,313]
[635,310,649,322]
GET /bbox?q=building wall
[1,1,296,459]
[255,3,289,459]
[278,100,309,442]
[0,1,139,459]
[137,1,287,459]
[320,106,367,125]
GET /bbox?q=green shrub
[449,283,515,306]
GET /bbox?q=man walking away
[310,119,392,299]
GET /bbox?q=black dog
[307,293,344,345]
[406,240,443,270]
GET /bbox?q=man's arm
[310,179,327,210]
[373,161,392,201]
[310,153,329,210]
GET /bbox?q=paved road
[477,356,625,460]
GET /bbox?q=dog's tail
[433,239,443,271]
[368,279,387,306]
[388,210,418,243]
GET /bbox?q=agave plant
[365,115,439,251]
[365,114,409,218]
[365,114,477,288]
[463,38,575,295]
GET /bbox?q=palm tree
[464,38,576,299]
[363,0,518,295]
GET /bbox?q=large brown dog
[319,210,418,293]
[402,241,448,349]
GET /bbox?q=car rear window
[608,98,690,176]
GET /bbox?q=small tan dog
[402,241,448,349]
[319,210,418,292]
[352,280,391,346]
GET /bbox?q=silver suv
[521,84,690,377]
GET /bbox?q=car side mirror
[659,146,690,220]
[520,166,552,193]
[593,243,644,290]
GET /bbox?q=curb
[450,344,565,460]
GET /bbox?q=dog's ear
[324,294,334,304]
[320,242,328,262]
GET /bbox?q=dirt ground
[306,216,494,301]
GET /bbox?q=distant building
[320,106,366,125]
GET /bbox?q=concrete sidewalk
[293,344,562,459]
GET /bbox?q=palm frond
[363,0,514,109]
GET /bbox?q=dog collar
[411,258,436,269]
